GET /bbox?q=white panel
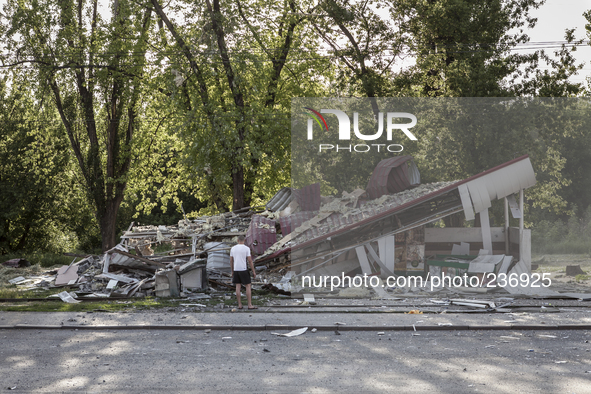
[378,235,395,273]
[467,179,491,213]
[467,181,484,213]
[520,229,531,273]
[476,178,492,210]
[507,194,521,218]
[501,165,521,199]
[490,172,509,200]
[468,262,495,273]
[479,209,493,255]
[485,171,501,200]
[498,256,513,275]
[458,184,475,221]
[460,242,470,255]
[355,246,394,299]
[452,243,470,255]
[516,159,536,189]
[366,243,395,276]
[473,157,536,202]
[356,246,373,275]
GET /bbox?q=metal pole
[519,189,524,262]
[519,189,524,232]
[504,197,509,255]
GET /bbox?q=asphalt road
[2,325,591,393]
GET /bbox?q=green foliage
[0,0,590,254]
[390,0,583,98]
[532,206,591,254]
[0,73,100,253]
[2,0,157,250]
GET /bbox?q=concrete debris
[55,265,79,286]
[57,291,80,303]
[8,276,26,285]
[303,294,316,304]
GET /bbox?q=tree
[3,0,154,250]
[313,0,399,113]
[0,72,99,253]
[149,0,318,212]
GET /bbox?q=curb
[2,324,591,331]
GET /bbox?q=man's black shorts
[232,270,251,285]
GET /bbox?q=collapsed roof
[255,155,536,265]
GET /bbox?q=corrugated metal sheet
[366,156,420,200]
[266,187,293,212]
[246,215,278,256]
[293,183,321,211]
[464,156,536,214]
[256,155,536,263]
[204,242,231,273]
[279,211,317,236]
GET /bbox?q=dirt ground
[532,254,591,290]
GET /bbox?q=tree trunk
[99,197,123,251]
[232,164,245,211]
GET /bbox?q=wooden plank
[208,278,234,289]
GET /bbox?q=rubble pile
[7,155,573,301]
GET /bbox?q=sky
[525,0,591,84]
[1,0,589,84]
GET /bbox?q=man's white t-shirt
[230,244,251,271]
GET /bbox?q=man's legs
[245,283,254,309]
[235,283,242,308]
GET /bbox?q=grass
[0,263,56,292]
[532,207,591,255]
[0,252,76,268]
[0,289,273,312]
[0,287,62,299]
[0,297,182,312]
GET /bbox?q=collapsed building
[11,154,587,301]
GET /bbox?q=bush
[532,206,591,254]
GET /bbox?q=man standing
[230,235,257,309]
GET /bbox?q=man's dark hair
[237,235,246,242]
